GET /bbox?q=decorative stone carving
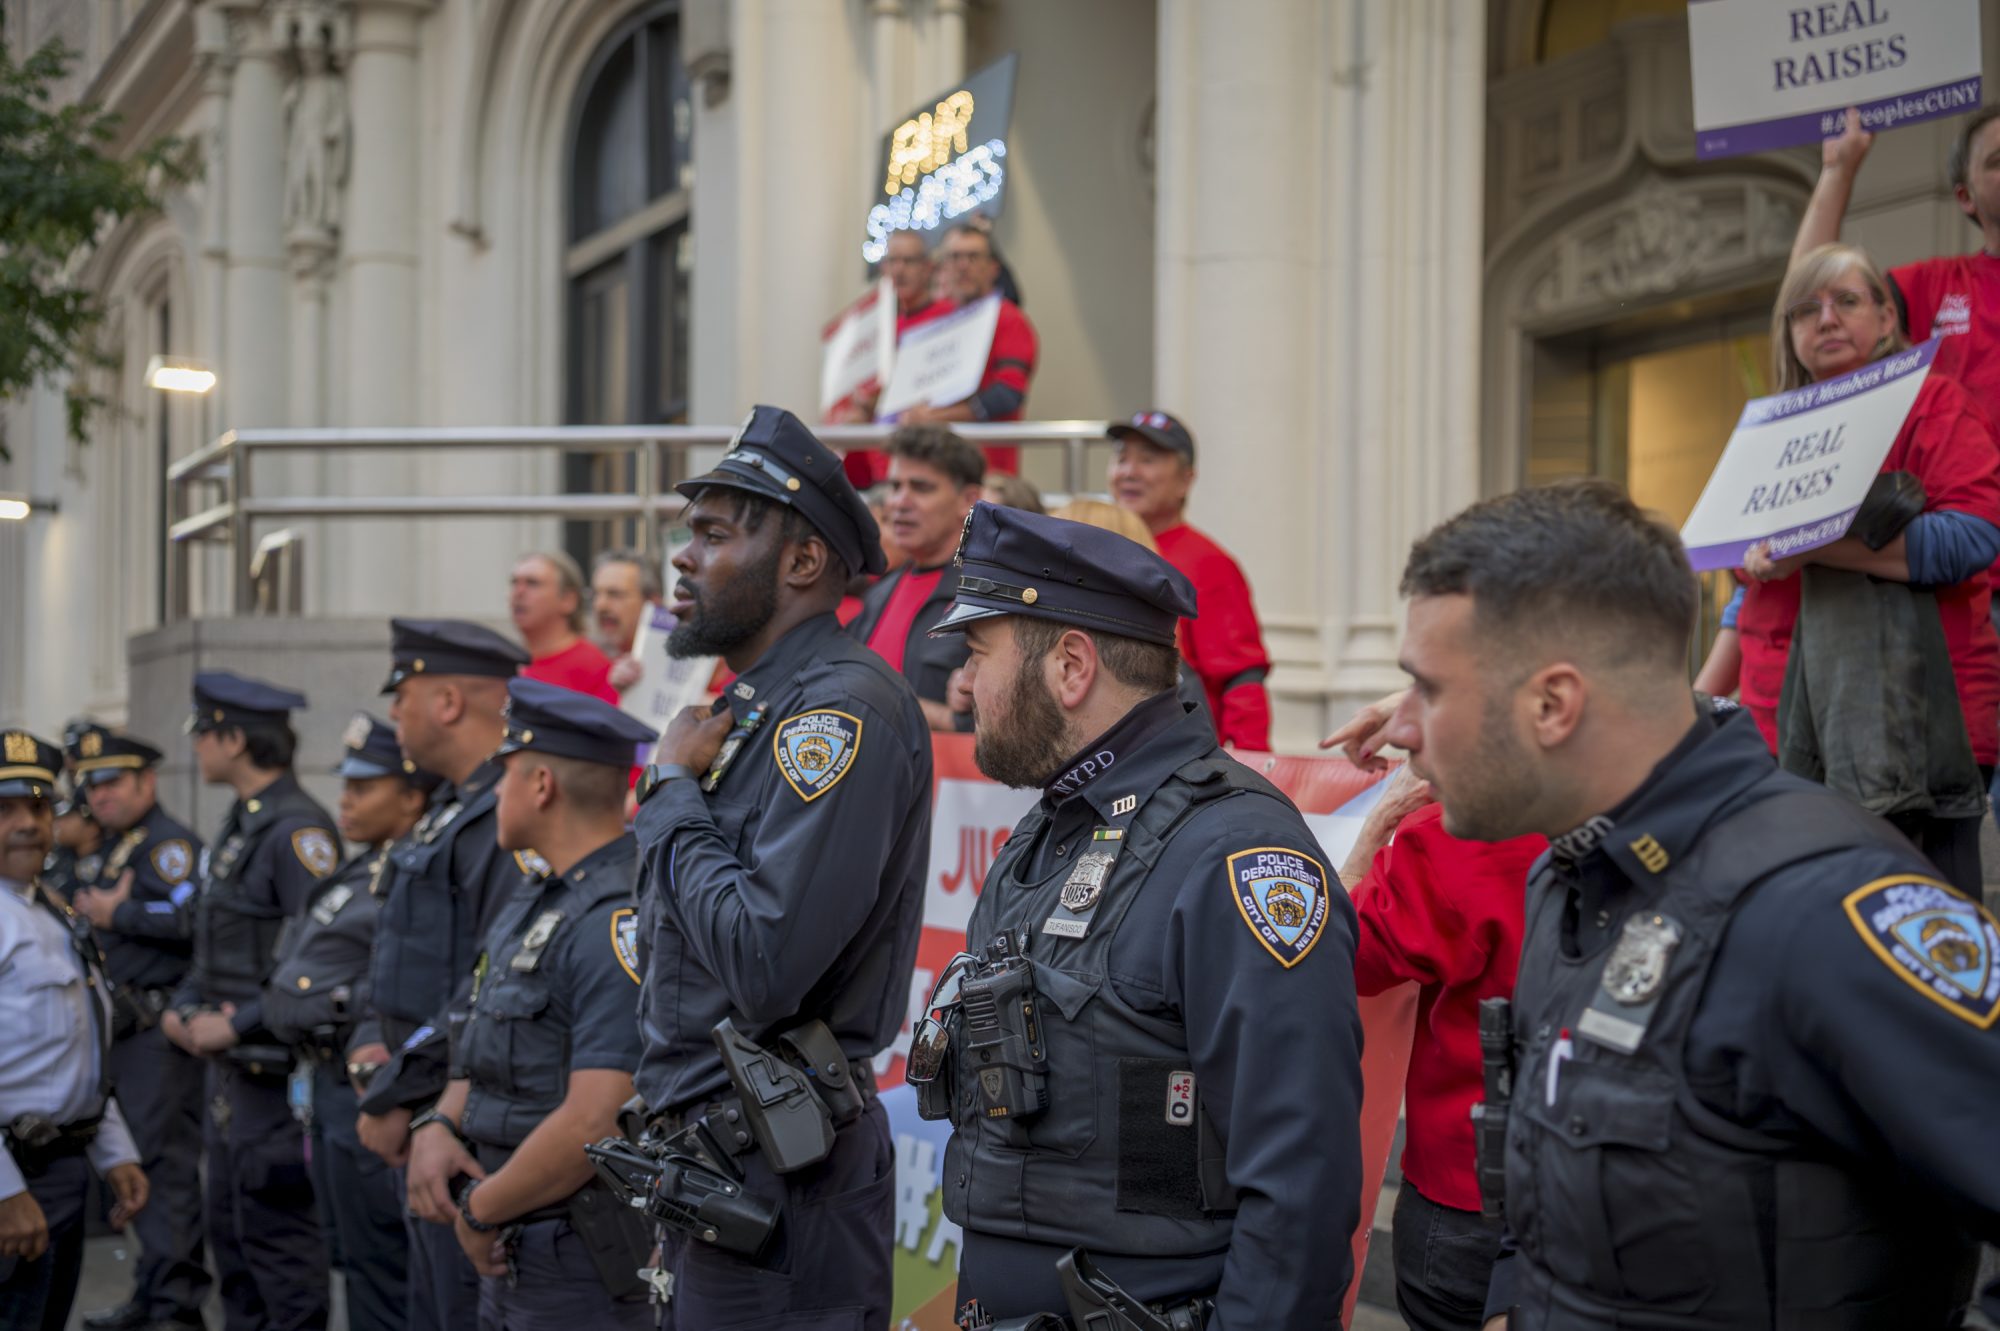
[279,2,348,265]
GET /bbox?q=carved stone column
[217,0,290,431]
[281,1,345,428]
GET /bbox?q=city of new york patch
[1227,846,1330,969]
[1843,876,2000,1028]
[772,709,862,803]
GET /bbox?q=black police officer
[59,725,211,1331]
[917,503,1363,1328]
[162,670,340,1331]
[263,714,439,1331]
[630,404,932,1327]
[354,618,530,1331]
[1377,481,2000,1330]
[400,678,657,1328]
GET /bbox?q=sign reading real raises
[861,53,1019,265]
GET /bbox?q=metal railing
[164,421,1116,619]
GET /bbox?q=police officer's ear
[1522,659,1588,750]
[780,529,836,593]
[1047,626,1104,711]
[134,768,158,803]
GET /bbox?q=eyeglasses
[906,952,973,1085]
[1785,289,1876,327]
[940,250,991,265]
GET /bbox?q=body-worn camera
[960,930,1048,1121]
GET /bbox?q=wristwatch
[409,1108,469,1149]
[635,762,700,806]
[457,1177,501,1234]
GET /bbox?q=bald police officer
[0,729,149,1331]
[60,725,210,1331]
[628,405,932,1327]
[917,503,1363,1328]
[163,670,341,1331]
[1377,481,2000,1329]
[401,679,657,1328]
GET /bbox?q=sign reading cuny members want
[1679,336,1938,572]
[860,53,1018,265]
[1688,0,1981,160]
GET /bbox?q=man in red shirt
[510,550,618,703]
[833,230,955,484]
[901,224,1036,473]
[1109,409,1273,749]
[847,425,983,729]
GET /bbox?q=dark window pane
[572,37,644,238]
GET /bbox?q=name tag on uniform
[310,884,354,926]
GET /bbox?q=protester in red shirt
[833,229,956,485]
[901,223,1036,473]
[847,425,983,729]
[510,550,618,704]
[1108,410,1272,749]
[1696,243,2000,893]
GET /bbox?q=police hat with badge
[931,501,1198,646]
[337,712,444,795]
[0,728,62,801]
[64,720,165,787]
[381,618,529,693]
[496,678,658,770]
[677,405,887,577]
[186,669,308,734]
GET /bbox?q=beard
[1432,696,1541,843]
[973,661,1072,789]
[668,543,782,659]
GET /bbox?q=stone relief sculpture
[281,13,348,248]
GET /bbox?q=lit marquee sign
[861,53,1018,264]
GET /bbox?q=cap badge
[342,713,373,751]
[3,732,33,763]
[80,732,103,758]
[953,507,976,566]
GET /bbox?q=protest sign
[820,278,897,417]
[875,293,1001,421]
[615,603,715,759]
[862,54,1019,265]
[1688,0,1981,159]
[1679,336,1938,572]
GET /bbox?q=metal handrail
[164,420,1115,619]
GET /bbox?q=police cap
[677,405,886,577]
[495,678,659,769]
[931,502,1198,647]
[1107,409,1196,466]
[337,711,444,794]
[64,722,165,787]
[0,728,63,801]
[188,670,308,734]
[382,618,530,694]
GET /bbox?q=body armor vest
[198,780,330,1000]
[943,755,1272,1256]
[263,849,388,1049]
[373,773,500,1041]
[1506,779,1974,1329]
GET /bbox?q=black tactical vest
[198,779,333,1000]
[373,769,502,1039]
[943,754,1272,1255]
[263,849,390,1049]
[1505,779,1975,1329]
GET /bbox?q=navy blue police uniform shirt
[1485,706,2000,1318]
[633,611,933,1112]
[977,690,1365,1327]
[84,804,205,990]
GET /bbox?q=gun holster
[712,1017,836,1174]
[1057,1249,1211,1331]
[564,1178,654,1302]
[583,1134,779,1260]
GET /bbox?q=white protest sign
[1688,0,1981,159]
[617,603,716,756]
[1679,337,1938,572]
[875,293,1000,420]
[819,278,897,415]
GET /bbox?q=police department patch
[514,850,552,878]
[1227,846,1330,969]
[772,709,862,803]
[151,839,193,885]
[610,907,641,985]
[1844,876,2000,1028]
[292,828,337,878]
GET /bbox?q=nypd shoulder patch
[292,828,337,879]
[610,907,641,985]
[1843,876,2000,1028]
[1228,846,1331,969]
[151,838,194,885]
[772,709,862,803]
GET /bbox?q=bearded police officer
[162,670,341,1331]
[263,715,439,1331]
[1375,482,2000,1330]
[624,405,931,1327]
[915,503,1363,1329]
[59,725,210,1331]
[355,618,530,1331]
[401,679,657,1327]
[0,729,149,1330]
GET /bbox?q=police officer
[263,714,439,1331]
[0,729,149,1330]
[40,772,100,904]
[162,670,340,1331]
[915,503,1363,1328]
[57,726,210,1331]
[401,678,656,1327]
[1375,481,2000,1330]
[630,405,932,1326]
[354,618,530,1331]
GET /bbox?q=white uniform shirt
[0,877,139,1198]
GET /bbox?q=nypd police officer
[401,679,657,1328]
[59,725,210,1331]
[1377,481,2000,1329]
[918,503,1363,1328]
[163,670,341,1331]
[263,714,439,1331]
[631,405,932,1327]
[355,619,530,1331]
[0,729,149,1330]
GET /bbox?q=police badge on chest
[1575,911,1684,1055]
[1042,835,1119,940]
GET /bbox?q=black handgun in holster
[712,1017,841,1174]
[563,1177,656,1301]
[1470,996,1514,1221]
[1056,1248,1212,1331]
[583,1134,778,1259]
